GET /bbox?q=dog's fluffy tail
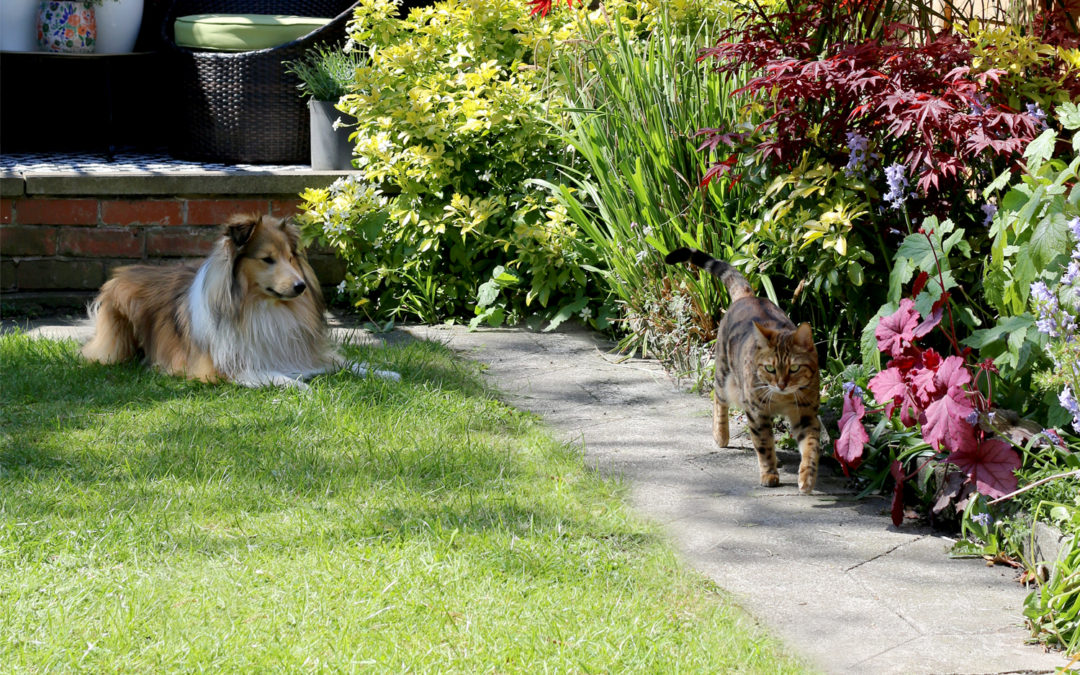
[81,281,138,364]
[665,247,754,302]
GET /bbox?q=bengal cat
[666,247,821,493]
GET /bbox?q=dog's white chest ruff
[188,263,331,385]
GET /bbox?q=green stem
[874,226,893,276]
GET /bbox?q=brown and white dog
[81,213,398,388]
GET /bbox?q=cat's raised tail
[664,247,754,302]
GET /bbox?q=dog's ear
[224,214,259,250]
[278,217,303,253]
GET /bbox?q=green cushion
[174,14,331,51]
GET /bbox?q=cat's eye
[763,365,776,373]
[790,365,802,373]
[262,256,275,264]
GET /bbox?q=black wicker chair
[162,0,359,164]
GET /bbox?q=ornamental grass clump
[538,11,749,384]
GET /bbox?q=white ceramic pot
[94,0,143,53]
[1,0,40,52]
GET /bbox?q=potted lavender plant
[285,46,362,170]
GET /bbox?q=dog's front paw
[271,374,309,390]
[348,362,401,382]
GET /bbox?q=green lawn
[0,332,808,673]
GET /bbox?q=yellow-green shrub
[300,0,601,325]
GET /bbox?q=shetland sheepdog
[81,213,399,388]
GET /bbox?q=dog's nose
[292,280,307,295]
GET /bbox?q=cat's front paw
[760,472,780,488]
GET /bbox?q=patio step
[0,153,352,311]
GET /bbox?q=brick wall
[0,195,345,299]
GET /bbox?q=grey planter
[309,99,355,170]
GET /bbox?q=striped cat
[666,247,821,493]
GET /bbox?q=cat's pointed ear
[752,321,777,344]
[792,322,814,349]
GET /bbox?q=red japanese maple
[697,1,1062,204]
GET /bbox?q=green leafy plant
[300,0,602,327]
[965,102,1080,414]
[1024,536,1080,657]
[982,103,1080,318]
[962,18,1080,110]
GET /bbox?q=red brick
[270,199,303,218]
[186,199,268,225]
[145,227,220,257]
[16,259,105,290]
[1,199,12,225]
[1,226,58,257]
[59,227,143,258]
[15,198,99,225]
[1,260,15,290]
[101,199,183,226]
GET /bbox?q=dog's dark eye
[262,256,275,264]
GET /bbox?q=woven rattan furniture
[162,0,359,164]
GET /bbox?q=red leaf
[868,366,906,415]
[921,348,942,370]
[910,271,930,298]
[947,438,1020,499]
[835,392,869,472]
[912,305,942,339]
[890,460,905,526]
[931,291,951,314]
[922,390,976,453]
[875,298,920,358]
[528,0,576,16]
[908,363,939,409]
[888,351,922,373]
[933,355,971,398]
[699,156,736,188]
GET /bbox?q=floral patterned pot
[37,1,96,54]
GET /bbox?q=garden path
[6,316,1067,674]
[402,323,1067,675]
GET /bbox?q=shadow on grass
[1,332,632,547]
